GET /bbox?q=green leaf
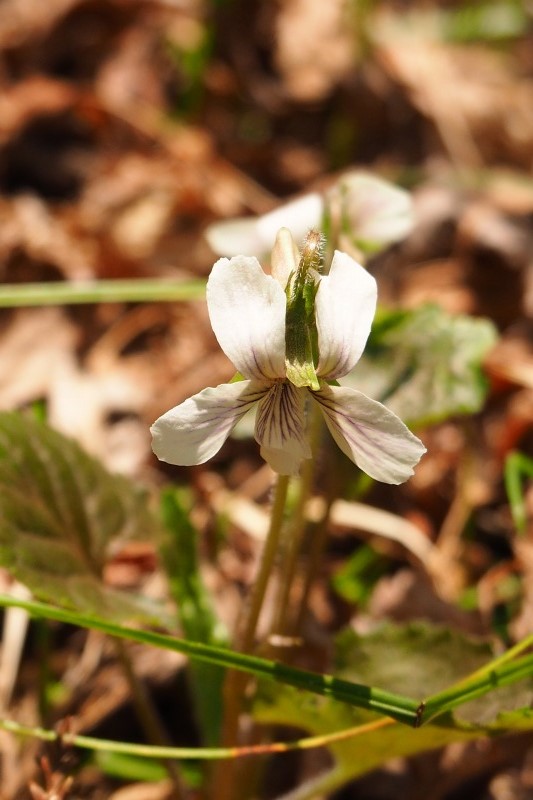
[0,412,167,624]
[255,622,533,797]
[94,751,168,782]
[349,304,497,426]
[331,544,389,606]
[444,0,528,43]
[336,622,533,723]
[256,686,533,798]
[160,489,228,744]
[335,622,492,697]
[504,451,533,535]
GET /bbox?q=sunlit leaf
[335,623,533,723]
[444,0,528,43]
[255,622,533,796]
[348,304,497,426]
[0,412,168,624]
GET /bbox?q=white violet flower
[151,229,425,483]
[205,171,414,261]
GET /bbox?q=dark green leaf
[160,489,228,744]
[0,412,167,624]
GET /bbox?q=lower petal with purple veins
[255,381,311,474]
[313,383,426,485]
[151,380,269,466]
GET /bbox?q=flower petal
[315,251,377,380]
[255,382,311,474]
[259,445,305,477]
[207,256,287,381]
[256,194,323,252]
[313,384,426,484]
[205,193,323,259]
[327,171,414,250]
[271,227,299,289]
[151,381,268,466]
[205,218,268,258]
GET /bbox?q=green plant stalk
[504,451,533,535]
[271,408,322,637]
[160,489,227,747]
[441,632,533,694]
[2,593,532,728]
[295,494,334,633]
[420,653,533,723]
[237,474,291,654]
[0,716,393,761]
[0,279,206,307]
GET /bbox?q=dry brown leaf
[0,0,79,50]
[0,77,77,144]
[378,38,533,169]
[109,780,174,800]
[0,308,78,409]
[274,0,356,101]
[366,569,484,636]
[0,195,96,281]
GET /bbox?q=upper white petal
[151,381,268,466]
[327,172,414,247]
[205,218,267,258]
[207,256,287,381]
[205,193,323,259]
[256,193,323,252]
[313,384,426,484]
[255,382,311,474]
[315,251,377,379]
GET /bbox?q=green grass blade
[0,279,206,307]
[421,653,533,722]
[0,593,419,725]
[504,451,533,534]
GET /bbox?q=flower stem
[237,473,290,653]
[294,449,341,632]
[295,495,334,633]
[271,407,323,637]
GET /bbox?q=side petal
[256,193,323,253]
[271,227,300,289]
[313,384,426,484]
[205,218,267,258]
[255,382,311,475]
[316,251,377,380]
[151,381,268,466]
[207,256,287,381]
[334,172,414,248]
[205,193,323,259]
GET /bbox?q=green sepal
[284,238,321,390]
[285,278,320,389]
